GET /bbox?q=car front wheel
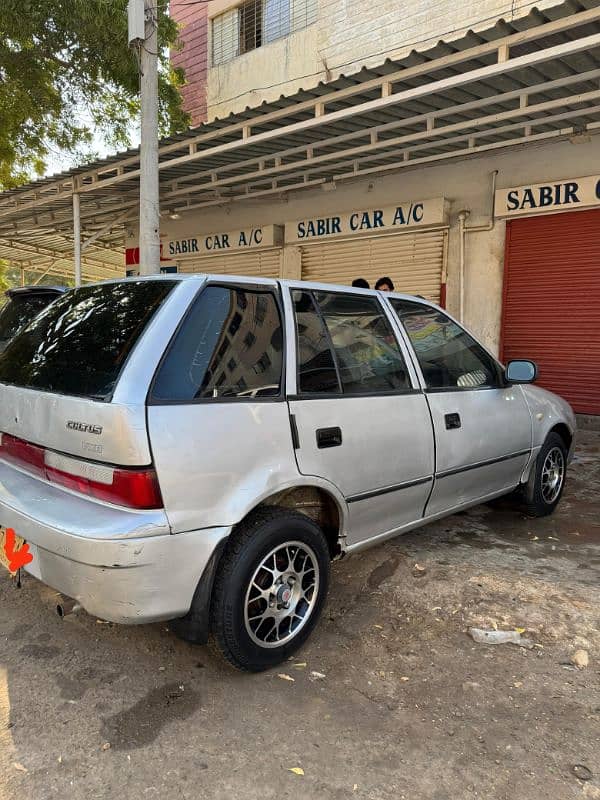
[521,432,568,517]
[210,506,330,671]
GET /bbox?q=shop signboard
[285,197,447,244]
[164,224,283,258]
[496,175,600,218]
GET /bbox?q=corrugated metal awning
[0,0,599,282]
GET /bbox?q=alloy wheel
[541,446,565,504]
[244,541,320,648]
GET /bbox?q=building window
[253,352,272,374]
[240,0,262,53]
[212,0,317,66]
[229,311,242,336]
[255,295,268,324]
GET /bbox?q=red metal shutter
[500,209,600,415]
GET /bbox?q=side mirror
[505,359,537,384]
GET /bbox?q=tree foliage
[0,0,189,189]
[0,262,9,295]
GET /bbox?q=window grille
[212,0,317,66]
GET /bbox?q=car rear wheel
[209,506,330,671]
[521,432,568,517]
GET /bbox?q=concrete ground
[0,434,598,800]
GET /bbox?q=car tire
[520,432,568,517]
[209,506,330,672]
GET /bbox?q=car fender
[519,384,577,480]
[232,473,350,541]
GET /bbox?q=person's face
[379,283,392,292]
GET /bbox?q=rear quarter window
[0,294,57,343]
[0,281,175,400]
[150,285,284,402]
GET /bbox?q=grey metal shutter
[178,248,282,278]
[300,229,447,302]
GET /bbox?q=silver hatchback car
[0,275,575,670]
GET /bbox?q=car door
[147,279,298,533]
[388,298,532,516]
[284,285,435,547]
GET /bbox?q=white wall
[208,25,321,120]
[128,136,598,353]
[206,0,561,119]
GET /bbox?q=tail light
[0,432,162,510]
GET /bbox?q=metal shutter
[178,248,282,278]
[501,209,600,415]
[300,229,447,303]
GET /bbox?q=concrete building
[172,0,209,125]
[159,0,600,416]
[0,1,598,417]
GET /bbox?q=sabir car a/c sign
[285,197,447,243]
[495,175,600,217]
[164,225,283,257]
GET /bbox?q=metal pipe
[464,169,498,234]
[457,169,499,323]
[73,192,82,287]
[458,210,469,323]
[56,596,82,618]
[33,258,60,285]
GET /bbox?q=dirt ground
[0,434,598,800]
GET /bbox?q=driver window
[313,291,411,394]
[391,299,502,390]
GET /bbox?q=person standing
[375,276,395,292]
[352,278,370,288]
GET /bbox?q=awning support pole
[33,258,61,285]
[82,208,136,253]
[73,192,82,287]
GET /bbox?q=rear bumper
[0,461,230,623]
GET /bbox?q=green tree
[0,261,9,294]
[0,0,189,189]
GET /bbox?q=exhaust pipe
[56,595,82,618]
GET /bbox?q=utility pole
[130,0,160,274]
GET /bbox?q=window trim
[147,281,287,406]
[388,297,507,394]
[290,287,342,396]
[289,287,420,400]
[287,389,423,402]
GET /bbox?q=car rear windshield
[0,294,58,344]
[0,281,175,400]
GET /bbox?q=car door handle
[445,413,461,430]
[316,427,343,449]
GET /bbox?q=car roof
[5,285,68,299]
[87,273,439,308]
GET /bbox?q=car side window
[292,290,341,394]
[311,291,411,394]
[390,299,502,390]
[152,285,284,401]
